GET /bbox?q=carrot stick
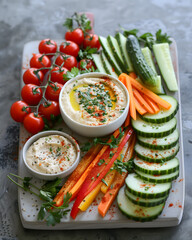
[69,127,122,201]
[124,110,130,127]
[98,134,136,217]
[119,73,136,120]
[142,94,160,113]
[133,96,147,115]
[129,77,171,110]
[132,88,155,114]
[129,72,137,79]
[53,144,102,207]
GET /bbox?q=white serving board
[18,40,185,229]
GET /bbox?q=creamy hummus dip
[26,135,77,174]
[61,77,127,126]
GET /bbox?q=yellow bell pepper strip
[78,182,102,211]
[98,133,136,217]
[70,127,133,219]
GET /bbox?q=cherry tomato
[23,113,44,134]
[79,59,96,70]
[23,68,44,86]
[83,34,100,50]
[21,84,43,106]
[50,67,68,85]
[65,28,84,45]
[55,54,77,70]
[38,39,57,57]
[60,40,80,58]
[10,101,31,123]
[45,82,63,101]
[39,101,60,120]
[30,54,51,74]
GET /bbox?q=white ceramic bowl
[59,72,129,137]
[22,130,80,180]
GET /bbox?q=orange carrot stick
[142,94,160,113]
[133,96,147,115]
[129,72,137,79]
[124,110,130,127]
[129,77,171,109]
[132,88,155,114]
[119,73,136,120]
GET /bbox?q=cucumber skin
[107,36,127,73]
[135,169,179,184]
[126,35,158,87]
[127,184,171,199]
[132,121,177,138]
[134,144,179,163]
[100,51,110,74]
[125,188,168,207]
[137,137,179,150]
[134,158,179,175]
[140,101,179,124]
[99,36,121,76]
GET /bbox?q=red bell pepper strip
[70,127,133,219]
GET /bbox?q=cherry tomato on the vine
[79,59,96,70]
[39,101,60,120]
[30,54,51,74]
[50,67,68,85]
[23,68,44,86]
[55,54,77,70]
[10,100,31,123]
[21,84,43,106]
[45,82,63,101]
[65,28,84,45]
[23,113,44,134]
[38,39,57,57]
[60,40,80,58]
[83,34,100,50]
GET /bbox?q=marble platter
[18,40,184,229]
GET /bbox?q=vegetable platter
[8,13,185,230]
[16,42,184,230]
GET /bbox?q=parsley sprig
[63,66,98,81]
[7,173,71,226]
[111,157,135,174]
[122,28,172,50]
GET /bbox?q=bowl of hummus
[22,130,80,180]
[59,73,129,137]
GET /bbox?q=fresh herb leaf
[63,67,80,80]
[101,178,108,186]
[80,142,92,152]
[156,29,172,44]
[63,17,73,31]
[39,190,53,202]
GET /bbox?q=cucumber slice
[134,142,179,163]
[99,36,122,75]
[107,35,127,73]
[125,173,171,198]
[141,95,179,123]
[134,157,179,175]
[131,116,177,138]
[141,47,157,74]
[137,128,179,150]
[136,76,163,94]
[117,187,165,222]
[125,187,168,207]
[153,43,178,92]
[115,32,133,72]
[91,53,106,73]
[135,169,179,183]
[100,51,118,78]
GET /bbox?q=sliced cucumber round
[134,142,179,163]
[117,186,165,222]
[131,116,177,138]
[125,173,171,199]
[135,169,179,183]
[141,95,179,123]
[125,187,168,207]
[133,157,179,175]
[137,128,179,150]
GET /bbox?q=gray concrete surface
[0,0,192,239]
